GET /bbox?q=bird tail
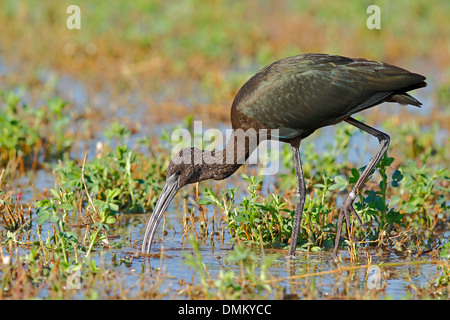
[388,93,422,107]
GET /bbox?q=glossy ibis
[142,53,426,258]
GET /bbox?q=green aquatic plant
[182,235,280,299]
[55,123,169,213]
[199,174,292,246]
[397,161,449,230]
[198,144,447,253]
[0,91,73,169]
[199,173,335,250]
[349,155,405,238]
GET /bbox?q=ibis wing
[237,54,425,138]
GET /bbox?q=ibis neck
[204,129,260,181]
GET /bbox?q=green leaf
[197,198,212,205]
[334,175,347,185]
[106,188,121,199]
[328,184,342,191]
[90,259,98,273]
[108,203,119,211]
[93,199,106,209]
[49,188,61,200]
[106,216,116,224]
[392,170,404,181]
[439,243,450,259]
[329,175,348,191]
[58,203,74,211]
[36,199,51,207]
[349,168,360,183]
[36,209,51,225]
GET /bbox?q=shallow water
[81,208,445,300]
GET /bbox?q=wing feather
[235,54,426,136]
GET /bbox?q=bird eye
[175,170,181,176]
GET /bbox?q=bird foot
[332,193,366,256]
[340,191,365,230]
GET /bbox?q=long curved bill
[141,171,181,254]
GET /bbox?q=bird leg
[332,117,390,258]
[288,138,306,258]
